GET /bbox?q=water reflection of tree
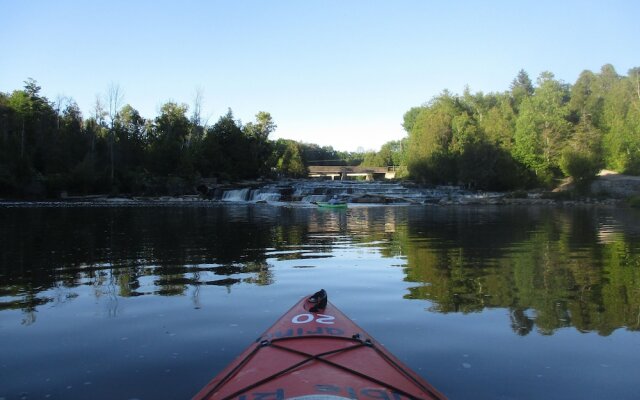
[0,206,279,323]
[242,261,274,286]
[3,205,639,335]
[401,207,640,336]
[510,309,535,336]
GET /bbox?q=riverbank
[2,170,638,207]
[0,178,631,208]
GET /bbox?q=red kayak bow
[194,290,447,400]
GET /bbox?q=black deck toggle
[308,289,328,312]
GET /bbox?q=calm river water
[1,203,639,399]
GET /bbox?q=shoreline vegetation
[1,64,639,203]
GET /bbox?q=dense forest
[0,80,359,198]
[368,64,639,190]
[1,64,638,197]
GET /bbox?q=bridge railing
[308,166,389,174]
[308,165,397,180]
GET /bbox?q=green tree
[462,86,498,124]
[360,140,404,168]
[113,105,147,191]
[510,69,534,112]
[406,92,472,183]
[379,140,405,166]
[513,72,572,183]
[117,105,146,144]
[567,69,604,168]
[407,91,458,164]
[52,101,85,173]
[402,106,424,133]
[243,111,276,141]
[7,79,57,182]
[450,111,480,153]
[0,92,19,193]
[569,70,601,125]
[148,102,191,176]
[200,109,251,179]
[559,149,600,187]
[360,151,381,167]
[272,139,307,177]
[7,90,32,162]
[243,112,276,177]
[73,97,110,193]
[601,67,640,173]
[458,141,523,190]
[299,143,358,166]
[480,94,516,150]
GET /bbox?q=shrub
[559,149,600,185]
[408,151,457,185]
[458,142,527,190]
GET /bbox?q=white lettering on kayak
[291,313,314,324]
[315,314,335,324]
[291,313,335,324]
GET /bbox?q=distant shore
[1,173,636,208]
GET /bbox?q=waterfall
[251,191,281,202]
[221,188,281,202]
[222,188,251,201]
[216,181,487,204]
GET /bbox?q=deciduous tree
[513,72,571,183]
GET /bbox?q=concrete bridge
[308,166,397,180]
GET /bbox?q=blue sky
[1,0,638,151]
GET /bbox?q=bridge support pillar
[366,173,374,181]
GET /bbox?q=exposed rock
[277,186,294,201]
[351,194,388,204]
[591,171,640,198]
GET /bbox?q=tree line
[366,64,639,190]
[0,80,363,198]
[2,64,638,197]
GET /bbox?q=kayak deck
[194,290,446,400]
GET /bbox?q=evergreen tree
[510,69,534,112]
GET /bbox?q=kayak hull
[194,292,446,400]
